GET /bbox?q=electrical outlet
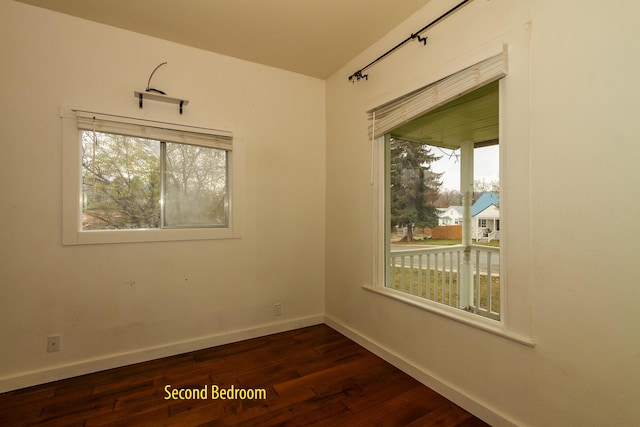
[47,335,61,353]
[274,303,282,317]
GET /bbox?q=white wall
[3,0,640,425]
[0,0,325,390]
[326,0,640,426]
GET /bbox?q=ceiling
[392,80,499,149]
[14,0,434,79]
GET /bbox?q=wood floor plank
[0,325,489,426]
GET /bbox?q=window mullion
[384,134,392,287]
[224,150,230,226]
[160,141,166,229]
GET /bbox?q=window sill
[63,227,242,245]
[362,284,535,347]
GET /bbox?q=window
[369,54,507,322]
[383,80,501,321]
[62,109,242,244]
[368,32,534,346]
[80,130,228,230]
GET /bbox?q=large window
[369,54,510,325]
[369,35,533,345]
[62,110,242,244]
[384,81,501,321]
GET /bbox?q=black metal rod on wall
[348,0,473,83]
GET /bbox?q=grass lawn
[389,266,500,316]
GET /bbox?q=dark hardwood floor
[0,324,489,426]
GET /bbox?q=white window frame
[367,30,534,347]
[61,107,243,245]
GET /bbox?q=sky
[430,145,499,190]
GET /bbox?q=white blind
[367,52,507,139]
[75,111,233,151]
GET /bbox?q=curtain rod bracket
[349,70,368,83]
[411,34,428,45]
[348,0,472,83]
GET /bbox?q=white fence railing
[388,244,500,320]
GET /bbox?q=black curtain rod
[348,0,473,82]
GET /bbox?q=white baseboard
[4,313,521,427]
[0,315,324,393]
[324,314,520,427]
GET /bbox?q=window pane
[163,143,228,227]
[81,131,161,230]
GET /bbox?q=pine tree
[389,138,442,241]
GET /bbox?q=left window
[62,109,242,244]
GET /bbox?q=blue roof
[471,192,499,216]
